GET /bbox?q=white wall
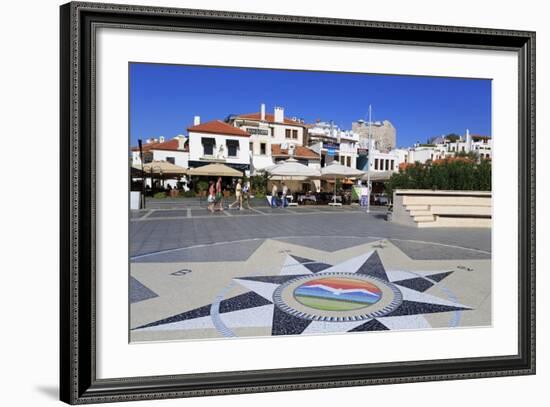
[188,131,250,165]
[151,149,189,169]
[1,1,547,407]
[271,123,304,145]
[133,150,190,169]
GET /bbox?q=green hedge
[153,192,167,199]
[385,158,491,198]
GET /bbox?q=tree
[455,150,479,161]
[445,133,461,142]
[250,173,270,196]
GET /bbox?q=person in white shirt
[281,182,289,208]
[229,179,243,210]
[360,183,369,207]
[271,184,278,208]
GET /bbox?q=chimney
[466,128,472,149]
[274,106,284,123]
[260,103,266,121]
[288,144,296,156]
[175,135,186,150]
[194,116,201,125]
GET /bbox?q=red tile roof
[187,120,250,137]
[235,113,305,127]
[131,138,187,152]
[271,144,319,160]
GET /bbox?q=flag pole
[366,105,372,214]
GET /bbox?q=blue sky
[130,63,491,148]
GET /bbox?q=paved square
[129,206,491,342]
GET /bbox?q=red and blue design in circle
[294,277,382,311]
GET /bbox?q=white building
[271,143,321,168]
[187,117,251,173]
[131,136,189,188]
[307,121,358,168]
[399,130,492,165]
[355,137,400,174]
[131,136,189,167]
[229,104,307,173]
[352,119,397,152]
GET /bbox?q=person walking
[242,181,251,209]
[215,176,224,211]
[207,180,216,213]
[229,179,243,210]
[360,182,369,207]
[271,183,279,208]
[281,182,289,208]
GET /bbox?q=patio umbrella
[265,158,321,205]
[139,160,187,176]
[361,170,394,182]
[266,158,321,178]
[187,163,243,177]
[137,160,187,189]
[130,166,145,178]
[319,161,364,205]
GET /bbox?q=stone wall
[392,189,492,228]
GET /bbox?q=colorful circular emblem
[293,277,382,311]
[273,272,402,322]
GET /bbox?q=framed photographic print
[60,1,535,404]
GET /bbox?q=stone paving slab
[253,207,295,215]
[148,210,188,218]
[130,212,491,258]
[189,209,226,217]
[132,239,265,263]
[130,238,491,343]
[130,276,159,304]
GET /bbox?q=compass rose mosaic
[293,277,383,311]
[130,238,491,342]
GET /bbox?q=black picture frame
[60,2,536,404]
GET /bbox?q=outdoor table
[286,195,298,207]
[298,194,317,204]
[328,195,343,206]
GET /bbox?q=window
[285,129,291,138]
[390,160,394,170]
[462,146,465,152]
[143,152,153,164]
[340,156,345,165]
[249,142,254,154]
[346,156,351,167]
[374,158,379,170]
[385,159,389,171]
[292,129,298,139]
[166,157,175,164]
[260,143,266,155]
[226,140,239,157]
[202,137,215,156]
